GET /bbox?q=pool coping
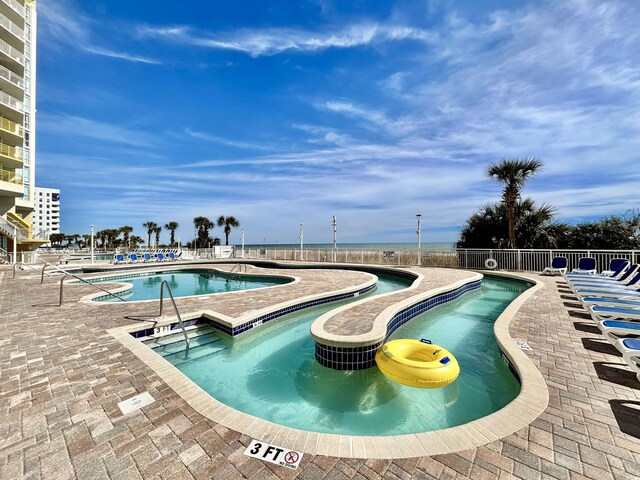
[108,266,549,459]
[75,265,302,304]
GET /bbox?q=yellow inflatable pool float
[375,339,460,388]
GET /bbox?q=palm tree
[193,216,213,248]
[164,222,179,247]
[130,235,144,249]
[217,216,240,245]
[154,226,162,247]
[119,225,133,249]
[487,157,542,248]
[142,221,158,248]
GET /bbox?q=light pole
[90,224,95,264]
[416,214,422,266]
[299,224,304,261]
[332,215,337,262]
[241,229,245,258]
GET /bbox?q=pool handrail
[39,260,127,303]
[158,280,190,350]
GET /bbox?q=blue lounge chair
[589,304,640,324]
[597,318,640,343]
[602,259,630,277]
[156,253,165,261]
[614,337,640,382]
[168,252,176,261]
[570,271,640,295]
[129,253,139,263]
[143,253,152,262]
[113,254,126,264]
[571,257,597,274]
[542,257,567,276]
[568,264,638,286]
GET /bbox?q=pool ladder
[228,263,247,280]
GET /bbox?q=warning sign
[243,440,303,469]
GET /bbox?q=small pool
[92,269,292,301]
[166,275,528,435]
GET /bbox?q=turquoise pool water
[94,269,291,301]
[167,275,528,435]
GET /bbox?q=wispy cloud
[183,129,273,151]
[137,23,433,57]
[39,0,161,64]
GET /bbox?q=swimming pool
[163,275,528,436]
[92,269,292,301]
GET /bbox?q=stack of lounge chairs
[559,257,640,383]
[111,249,182,264]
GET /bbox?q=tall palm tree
[164,222,179,247]
[154,226,162,247]
[119,225,133,249]
[130,235,144,249]
[217,215,240,245]
[487,157,542,248]
[193,216,213,248]
[142,221,158,248]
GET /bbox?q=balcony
[0,0,24,21]
[0,63,21,97]
[0,11,23,47]
[0,115,22,143]
[0,37,22,71]
[0,166,22,196]
[0,140,21,167]
[0,89,22,123]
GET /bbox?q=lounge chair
[613,337,640,382]
[168,252,176,261]
[571,257,597,274]
[112,254,126,264]
[129,253,139,263]
[156,253,165,261]
[143,253,152,262]
[542,257,567,276]
[597,318,640,343]
[569,271,640,295]
[581,295,640,309]
[589,304,640,324]
[567,264,638,286]
[602,258,630,277]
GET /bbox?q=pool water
[167,275,528,435]
[94,269,291,301]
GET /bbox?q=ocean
[243,242,455,251]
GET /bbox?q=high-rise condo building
[0,0,43,258]
[33,186,60,241]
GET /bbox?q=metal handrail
[158,280,190,349]
[229,263,247,278]
[38,261,127,303]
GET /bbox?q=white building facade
[33,186,59,239]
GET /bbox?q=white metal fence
[232,247,640,273]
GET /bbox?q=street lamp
[241,229,245,259]
[90,224,95,264]
[332,215,337,262]
[416,214,422,266]
[299,224,304,261]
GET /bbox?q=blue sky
[37,0,640,245]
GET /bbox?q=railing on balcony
[1,0,24,19]
[0,11,23,39]
[0,214,28,240]
[0,141,21,161]
[0,63,22,88]
[0,166,21,184]
[0,115,22,136]
[0,89,22,111]
[0,37,22,65]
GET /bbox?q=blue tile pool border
[314,280,482,371]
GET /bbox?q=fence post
[517,250,522,272]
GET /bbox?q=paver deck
[1,263,640,479]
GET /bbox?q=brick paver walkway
[1,266,639,479]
